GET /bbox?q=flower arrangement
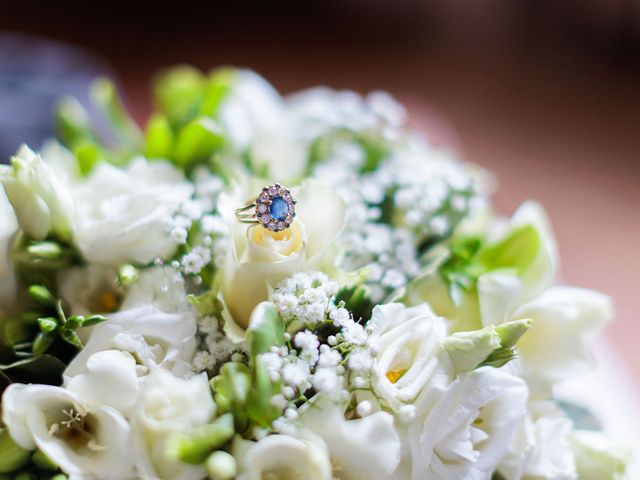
[0,66,631,480]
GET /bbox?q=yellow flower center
[385,368,408,384]
[248,222,304,257]
[97,291,120,313]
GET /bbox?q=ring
[235,184,297,232]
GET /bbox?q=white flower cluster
[265,272,376,431]
[272,272,339,326]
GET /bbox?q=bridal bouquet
[0,66,631,480]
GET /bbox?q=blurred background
[1,1,639,379]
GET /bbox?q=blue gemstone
[269,196,289,221]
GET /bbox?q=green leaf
[0,355,66,385]
[153,65,205,128]
[90,77,143,150]
[476,224,541,275]
[246,302,285,359]
[54,96,93,147]
[31,450,58,470]
[145,113,174,159]
[335,285,374,322]
[168,413,235,465]
[0,428,31,473]
[72,138,104,176]
[2,320,31,347]
[214,362,251,431]
[200,68,236,117]
[173,117,225,168]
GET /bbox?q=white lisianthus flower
[217,179,346,329]
[299,396,401,480]
[499,401,577,480]
[132,368,216,480]
[403,201,557,332]
[367,303,453,411]
[0,144,74,241]
[406,367,528,480]
[73,158,193,266]
[0,188,18,313]
[512,286,612,396]
[2,384,134,479]
[233,432,332,480]
[475,201,558,327]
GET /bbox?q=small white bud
[284,408,299,420]
[356,400,373,417]
[328,335,337,346]
[352,376,367,389]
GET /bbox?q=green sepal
[0,428,31,473]
[37,317,58,334]
[32,331,56,356]
[27,285,56,307]
[81,315,108,327]
[246,302,285,359]
[444,319,532,373]
[246,355,283,428]
[211,362,251,432]
[59,330,83,349]
[167,413,235,465]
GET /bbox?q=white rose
[367,303,452,411]
[499,401,577,480]
[2,384,133,479]
[132,368,216,480]
[0,144,74,241]
[406,367,528,480]
[300,395,401,480]
[512,286,612,396]
[234,433,332,480]
[73,158,193,266]
[0,188,18,313]
[217,179,346,329]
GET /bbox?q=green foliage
[440,225,542,305]
[211,362,251,432]
[335,284,374,322]
[246,302,285,358]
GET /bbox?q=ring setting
[235,184,296,232]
